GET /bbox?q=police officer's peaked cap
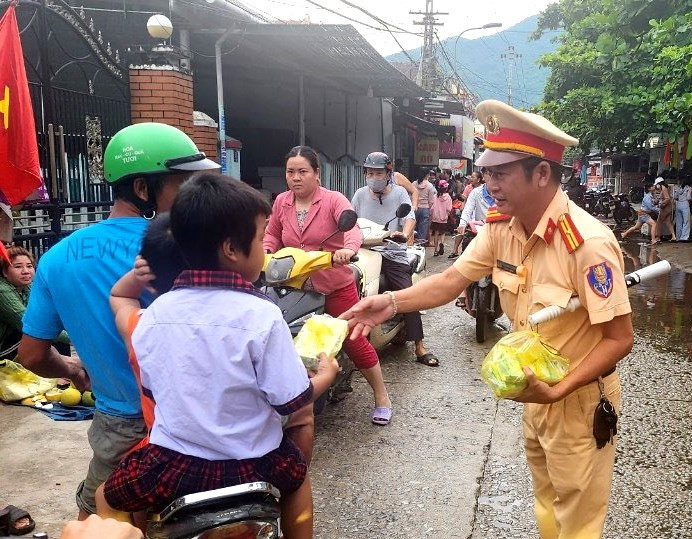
[476,100,578,167]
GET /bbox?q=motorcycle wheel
[627,207,637,223]
[392,324,408,344]
[314,391,329,415]
[475,287,491,343]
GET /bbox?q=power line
[453,62,536,107]
[336,0,420,36]
[500,45,521,105]
[518,55,530,107]
[333,0,423,66]
[433,32,478,112]
[411,0,447,91]
[304,0,420,35]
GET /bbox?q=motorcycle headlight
[264,256,295,284]
[194,520,278,539]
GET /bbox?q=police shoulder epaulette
[485,206,511,223]
[557,213,584,253]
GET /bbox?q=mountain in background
[387,14,561,108]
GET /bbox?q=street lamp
[146,14,173,41]
[453,22,502,71]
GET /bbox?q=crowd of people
[621,171,691,243]
[2,96,686,539]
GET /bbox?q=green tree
[532,0,692,153]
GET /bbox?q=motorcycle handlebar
[527,260,671,326]
[388,234,408,243]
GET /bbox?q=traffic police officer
[342,99,634,539]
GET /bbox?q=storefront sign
[439,115,475,160]
[439,158,465,170]
[414,137,439,165]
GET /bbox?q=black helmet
[363,152,393,172]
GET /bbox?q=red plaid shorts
[103,435,307,513]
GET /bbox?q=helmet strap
[127,193,157,219]
[118,177,160,218]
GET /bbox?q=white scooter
[350,203,426,350]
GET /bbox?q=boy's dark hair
[139,213,186,293]
[285,145,319,171]
[170,173,271,270]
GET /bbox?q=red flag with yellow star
[0,3,42,205]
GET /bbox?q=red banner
[0,3,42,205]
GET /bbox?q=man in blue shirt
[19,123,219,518]
[621,183,658,243]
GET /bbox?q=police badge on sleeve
[587,262,613,298]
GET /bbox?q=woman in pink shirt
[264,146,392,426]
[429,179,453,256]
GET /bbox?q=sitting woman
[0,246,71,361]
[264,146,393,426]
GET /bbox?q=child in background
[429,179,453,256]
[97,174,338,539]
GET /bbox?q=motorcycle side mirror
[396,203,411,218]
[384,203,412,231]
[319,209,358,250]
[337,209,358,232]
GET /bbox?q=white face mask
[367,178,388,193]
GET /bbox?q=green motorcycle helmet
[104,122,219,183]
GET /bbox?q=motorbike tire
[627,207,637,223]
[392,324,408,344]
[630,190,644,204]
[314,391,329,415]
[475,287,491,343]
[614,210,623,226]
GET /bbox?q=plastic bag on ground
[0,359,57,402]
[481,330,569,399]
[293,314,348,372]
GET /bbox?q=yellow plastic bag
[481,331,569,399]
[293,315,348,372]
[0,359,57,402]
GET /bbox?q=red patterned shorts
[103,435,306,512]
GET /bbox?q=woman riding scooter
[264,146,393,426]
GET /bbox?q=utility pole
[500,45,521,106]
[411,1,447,93]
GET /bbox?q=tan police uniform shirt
[453,188,631,370]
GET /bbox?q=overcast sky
[247,0,556,56]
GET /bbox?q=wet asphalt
[310,237,692,538]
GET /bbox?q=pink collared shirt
[264,186,362,294]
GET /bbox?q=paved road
[310,240,691,538]
[1,237,689,538]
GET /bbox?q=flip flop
[447,253,459,259]
[0,505,36,536]
[415,353,439,367]
[371,406,392,426]
[455,297,466,309]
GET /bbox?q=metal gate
[1,0,130,257]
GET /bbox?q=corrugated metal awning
[214,24,426,98]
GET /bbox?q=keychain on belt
[593,377,618,449]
